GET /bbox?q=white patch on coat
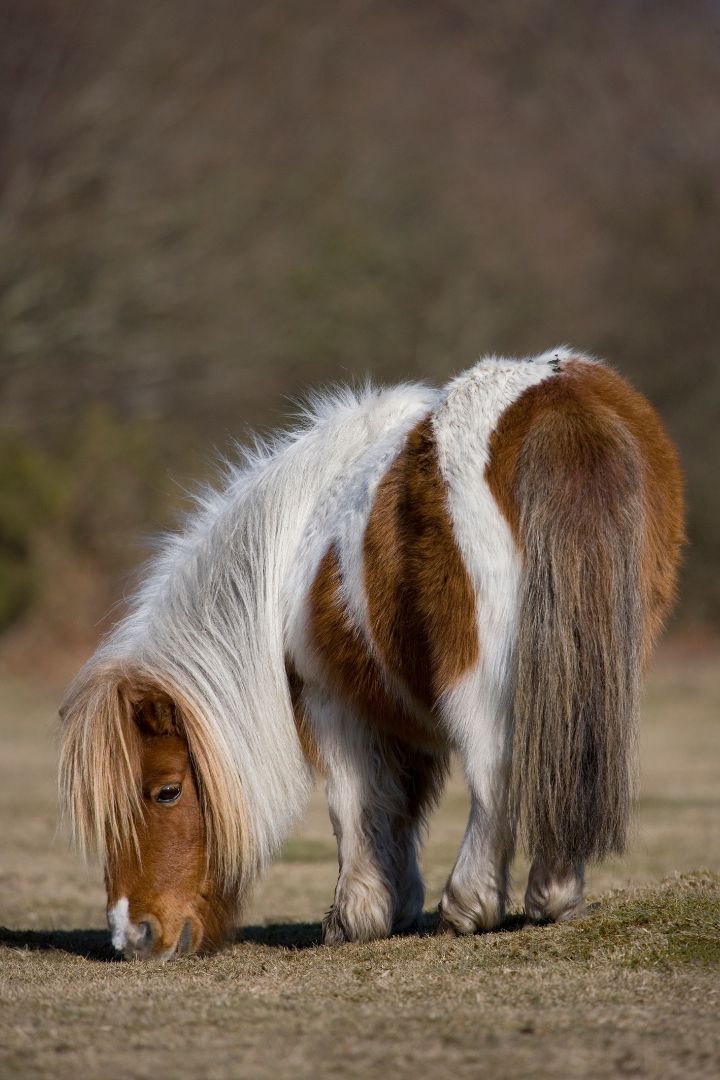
[432,351,566,930]
[433,353,561,757]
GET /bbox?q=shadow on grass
[0,912,530,959]
[236,910,528,949]
[0,926,119,961]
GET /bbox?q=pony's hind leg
[438,776,514,936]
[437,672,515,935]
[524,858,585,923]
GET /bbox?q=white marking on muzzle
[107,897,151,953]
[108,897,131,951]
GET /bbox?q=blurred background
[1,0,719,678]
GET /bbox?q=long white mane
[59,381,437,892]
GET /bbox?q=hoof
[321,908,348,946]
[436,917,459,938]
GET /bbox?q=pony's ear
[121,682,179,736]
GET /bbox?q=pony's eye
[155,783,182,805]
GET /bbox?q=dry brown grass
[1,647,718,1078]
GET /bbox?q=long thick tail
[508,389,645,869]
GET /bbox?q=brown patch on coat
[486,359,684,657]
[105,730,234,956]
[364,415,479,703]
[308,415,478,748]
[309,545,438,746]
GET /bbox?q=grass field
[1,648,718,1079]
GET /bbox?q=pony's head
[102,693,235,959]
[59,664,248,959]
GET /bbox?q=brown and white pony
[59,349,684,958]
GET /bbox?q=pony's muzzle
[108,899,199,960]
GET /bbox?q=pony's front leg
[323,737,447,944]
[303,689,404,944]
[321,767,399,946]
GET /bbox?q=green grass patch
[462,872,720,972]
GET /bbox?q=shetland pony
[59,349,684,958]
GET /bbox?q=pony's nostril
[123,919,157,959]
[138,921,153,946]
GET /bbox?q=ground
[0,646,718,1079]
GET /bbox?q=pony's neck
[113,384,436,874]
